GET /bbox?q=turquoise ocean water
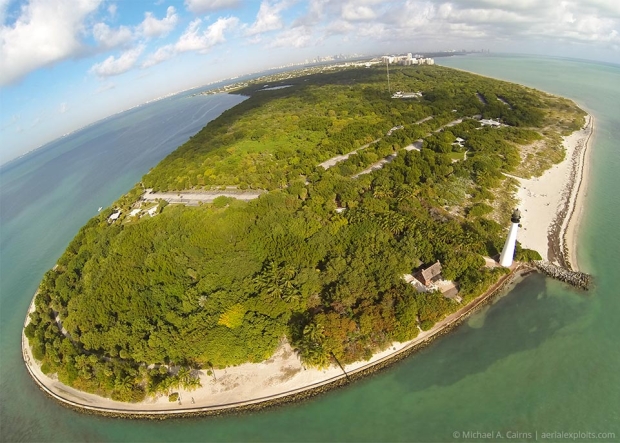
[1,54,618,442]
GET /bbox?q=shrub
[468,202,493,217]
[515,248,542,262]
[420,319,434,331]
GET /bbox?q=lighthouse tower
[499,209,521,267]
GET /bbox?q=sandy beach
[20,114,594,417]
[22,264,526,417]
[512,114,593,270]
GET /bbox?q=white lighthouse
[499,209,521,267]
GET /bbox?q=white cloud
[90,45,144,77]
[303,0,620,51]
[0,0,102,86]
[59,102,68,113]
[203,16,239,46]
[292,0,330,26]
[107,3,117,18]
[268,25,314,48]
[245,0,289,35]
[92,6,178,52]
[92,22,133,48]
[324,18,355,36]
[141,44,175,67]
[138,6,178,38]
[176,16,239,52]
[142,16,238,68]
[184,0,240,14]
[425,0,620,45]
[341,4,377,21]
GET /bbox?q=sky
[1,0,619,165]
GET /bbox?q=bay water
[1,54,618,442]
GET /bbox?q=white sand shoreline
[21,111,594,417]
[22,265,525,416]
[564,116,594,271]
[512,114,593,271]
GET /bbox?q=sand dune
[513,114,593,270]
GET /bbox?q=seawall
[22,266,529,418]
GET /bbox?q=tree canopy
[25,64,584,402]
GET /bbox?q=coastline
[512,114,593,271]
[438,61,594,271]
[20,116,595,419]
[22,265,529,418]
[563,115,594,271]
[18,76,595,418]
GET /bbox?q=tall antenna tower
[386,58,391,94]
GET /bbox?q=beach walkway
[22,263,526,417]
[21,111,593,418]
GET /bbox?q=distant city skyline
[1,0,619,165]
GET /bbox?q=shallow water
[1,55,619,442]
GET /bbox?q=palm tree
[177,366,191,385]
[158,376,173,395]
[265,283,284,300]
[382,213,406,235]
[373,185,392,199]
[114,375,133,396]
[282,290,300,304]
[255,261,299,301]
[184,375,201,391]
[396,184,418,202]
[303,344,331,369]
[303,323,325,344]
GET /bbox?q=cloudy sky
[1,0,619,164]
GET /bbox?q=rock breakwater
[533,260,591,290]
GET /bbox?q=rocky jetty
[533,260,591,290]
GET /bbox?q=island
[22,63,591,417]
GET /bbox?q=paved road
[318,138,381,169]
[142,189,265,205]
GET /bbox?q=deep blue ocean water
[1,54,618,442]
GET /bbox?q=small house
[414,260,443,287]
[404,260,462,302]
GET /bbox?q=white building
[382,53,435,65]
[146,206,159,217]
[479,118,502,127]
[499,209,522,267]
[108,211,121,222]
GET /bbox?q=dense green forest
[25,64,585,402]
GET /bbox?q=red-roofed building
[414,260,443,286]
